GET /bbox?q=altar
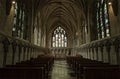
[50,48,72,59]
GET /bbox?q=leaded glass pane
[96,0,110,39]
[52,26,67,47]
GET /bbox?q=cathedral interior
[0,0,120,79]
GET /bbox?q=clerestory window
[96,0,110,39]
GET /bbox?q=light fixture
[12,28,16,31]
[108,2,112,5]
[76,32,78,36]
[12,1,16,4]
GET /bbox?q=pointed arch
[96,0,110,39]
[52,26,67,47]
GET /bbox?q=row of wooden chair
[0,55,54,79]
[66,56,120,79]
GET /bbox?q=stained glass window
[96,0,110,39]
[12,2,18,37]
[52,26,67,47]
[12,1,27,39]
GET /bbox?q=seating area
[0,55,54,79]
[0,54,120,79]
[66,56,120,79]
[1,0,120,79]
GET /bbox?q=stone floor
[50,59,77,79]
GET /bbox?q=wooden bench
[83,67,120,79]
[2,55,54,79]
[0,67,45,79]
[66,56,120,79]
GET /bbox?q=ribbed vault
[31,0,94,47]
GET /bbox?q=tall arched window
[52,26,67,47]
[96,0,110,39]
[12,1,27,39]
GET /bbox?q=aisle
[50,60,76,79]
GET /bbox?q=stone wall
[108,0,120,36]
[0,0,14,36]
[0,33,46,67]
[77,35,120,65]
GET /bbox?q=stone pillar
[14,45,19,64]
[0,43,4,67]
[6,44,13,65]
[110,46,117,64]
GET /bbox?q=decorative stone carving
[2,37,10,66]
[113,37,120,53]
[105,40,111,53]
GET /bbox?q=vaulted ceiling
[31,0,94,37]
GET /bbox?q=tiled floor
[50,60,76,79]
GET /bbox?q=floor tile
[50,60,77,79]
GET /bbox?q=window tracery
[96,0,110,39]
[52,26,67,47]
